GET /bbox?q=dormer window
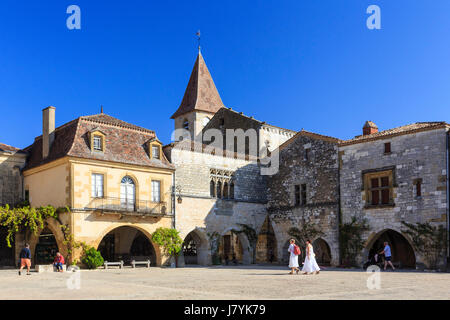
[152,145,160,159]
[93,135,103,151]
[89,130,106,152]
[148,138,163,160]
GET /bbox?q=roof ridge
[80,113,155,134]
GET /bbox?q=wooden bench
[104,261,124,269]
[131,260,151,268]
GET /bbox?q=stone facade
[0,144,26,206]
[165,143,268,266]
[340,127,449,268]
[267,131,340,266]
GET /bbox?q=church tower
[171,50,225,140]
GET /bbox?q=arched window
[223,182,229,199]
[120,176,135,211]
[216,181,222,199]
[229,182,234,199]
[182,119,189,130]
[210,180,216,198]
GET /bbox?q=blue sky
[1,0,449,148]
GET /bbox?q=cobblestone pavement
[0,266,448,300]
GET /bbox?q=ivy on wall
[0,203,68,247]
[288,220,324,249]
[207,231,221,265]
[0,203,89,264]
[401,221,447,269]
[339,216,370,267]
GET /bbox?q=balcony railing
[85,197,172,217]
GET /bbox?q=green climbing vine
[0,203,90,264]
[207,231,221,265]
[288,219,324,249]
[0,203,69,247]
[339,216,370,267]
[401,221,447,269]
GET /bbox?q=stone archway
[95,225,160,266]
[312,238,331,265]
[218,228,252,265]
[0,227,15,266]
[366,229,416,268]
[181,229,209,265]
[28,219,67,266]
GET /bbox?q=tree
[151,228,183,265]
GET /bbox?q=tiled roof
[0,142,26,154]
[340,122,449,146]
[171,52,224,119]
[23,113,174,171]
[278,129,340,151]
[80,113,155,134]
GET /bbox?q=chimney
[42,106,56,158]
[363,121,378,135]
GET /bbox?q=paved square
[0,266,449,300]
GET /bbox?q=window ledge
[364,203,395,209]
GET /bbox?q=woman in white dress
[288,239,300,275]
[302,239,320,275]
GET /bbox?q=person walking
[302,240,320,275]
[53,252,65,272]
[288,239,300,274]
[380,241,395,271]
[18,243,32,276]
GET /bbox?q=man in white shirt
[380,241,395,271]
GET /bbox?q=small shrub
[81,247,104,269]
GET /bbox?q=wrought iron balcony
[85,197,172,217]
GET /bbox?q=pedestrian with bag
[18,243,32,276]
[288,239,301,275]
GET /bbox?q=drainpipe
[172,171,176,229]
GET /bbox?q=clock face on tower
[202,117,211,127]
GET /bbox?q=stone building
[0,143,27,266]
[0,143,27,206]
[267,130,340,266]
[17,107,175,266]
[165,50,296,266]
[340,121,449,269]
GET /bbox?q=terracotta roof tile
[23,114,174,171]
[340,122,449,146]
[0,143,25,154]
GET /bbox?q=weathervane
[196,30,201,52]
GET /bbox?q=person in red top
[53,252,65,272]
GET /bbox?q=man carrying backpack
[288,239,301,274]
[18,243,32,276]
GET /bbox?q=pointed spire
[100,105,104,114]
[171,51,224,119]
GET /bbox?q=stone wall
[267,133,340,266]
[168,146,268,265]
[0,152,26,206]
[340,128,449,268]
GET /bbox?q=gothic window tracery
[209,168,235,199]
